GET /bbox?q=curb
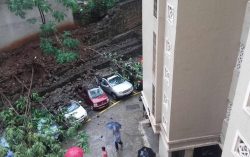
[138,119,151,147]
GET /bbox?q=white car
[62,100,88,123]
[97,74,134,99]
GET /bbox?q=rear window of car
[108,75,125,87]
[65,102,80,113]
[88,88,104,98]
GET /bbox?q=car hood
[112,81,132,93]
[91,94,108,103]
[64,106,87,119]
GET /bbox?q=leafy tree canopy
[6,0,80,63]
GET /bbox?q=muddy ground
[0,18,142,112]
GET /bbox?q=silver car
[99,74,133,99]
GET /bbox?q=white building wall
[222,28,250,157]
[142,0,154,121]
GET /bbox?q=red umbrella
[65,146,84,157]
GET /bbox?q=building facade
[142,0,250,157]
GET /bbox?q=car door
[83,89,91,105]
[101,79,111,93]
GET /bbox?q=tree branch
[25,67,34,115]
[38,6,46,24]
[13,75,29,91]
[0,92,19,115]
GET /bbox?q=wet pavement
[84,93,145,157]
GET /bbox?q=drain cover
[126,104,140,111]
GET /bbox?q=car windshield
[88,88,103,98]
[108,75,125,87]
[65,102,80,113]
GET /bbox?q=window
[194,145,221,157]
[233,132,250,157]
[101,79,108,86]
[152,84,155,116]
[153,32,157,75]
[172,150,185,157]
[153,0,157,18]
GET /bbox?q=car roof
[106,75,119,81]
[84,85,100,90]
[88,87,102,91]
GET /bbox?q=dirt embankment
[0,0,142,109]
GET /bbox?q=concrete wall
[222,12,250,157]
[142,0,154,123]
[142,0,166,132]
[169,0,247,145]
[0,1,74,51]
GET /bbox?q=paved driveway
[84,94,144,157]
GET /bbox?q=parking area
[64,92,145,157]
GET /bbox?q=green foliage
[0,146,8,157]
[14,96,27,112]
[40,22,56,36]
[65,122,81,138]
[7,0,80,64]
[62,32,80,49]
[76,131,90,153]
[56,51,78,64]
[52,11,66,22]
[32,142,46,156]
[0,109,15,126]
[40,38,56,55]
[31,92,43,103]
[0,92,89,156]
[6,0,79,22]
[6,0,34,18]
[40,31,80,63]
[103,52,143,89]
[5,126,25,145]
[75,0,117,24]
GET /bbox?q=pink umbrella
[65,146,84,157]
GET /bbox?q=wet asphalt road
[64,92,145,157]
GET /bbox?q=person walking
[102,147,108,157]
[114,129,123,151]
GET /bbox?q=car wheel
[111,93,118,100]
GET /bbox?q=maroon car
[77,86,109,110]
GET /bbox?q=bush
[74,0,118,24]
[56,51,78,64]
[0,93,89,156]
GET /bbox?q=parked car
[96,73,134,99]
[61,100,88,123]
[37,118,61,140]
[0,136,14,157]
[77,86,109,110]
